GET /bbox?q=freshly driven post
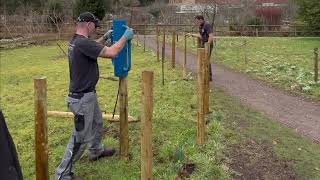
[197,49,206,145]
[34,77,49,180]
[120,77,129,160]
[156,24,159,62]
[162,26,166,61]
[315,48,319,82]
[204,43,210,114]
[172,31,176,68]
[141,71,154,180]
[183,33,187,78]
[144,23,146,52]
[196,37,201,48]
[162,27,166,86]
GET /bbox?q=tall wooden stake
[204,43,210,114]
[244,39,248,64]
[197,48,206,145]
[196,37,201,48]
[162,26,166,61]
[172,31,176,69]
[34,77,49,180]
[162,45,165,86]
[144,23,146,52]
[162,27,166,86]
[141,71,154,180]
[156,24,159,62]
[119,77,129,160]
[315,48,319,82]
[183,33,187,78]
[136,34,139,46]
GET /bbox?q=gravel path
[137,35,320,143]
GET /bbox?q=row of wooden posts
[34,71,154,180]
[139,29,211,143]
[132,23,318,37]
[34,34,212,179]
[36,30,318,180]
[143,28,319,83]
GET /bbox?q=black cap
[77,12,100,27]
[195,15,204,21]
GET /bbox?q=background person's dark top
[199,22,213,47]
[0,110,23,180]
[68,34,104,93]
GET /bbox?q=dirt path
[137,35,320,143]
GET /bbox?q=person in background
[55,12,133,180]
[189,15,214,81]
[0,109,24,180]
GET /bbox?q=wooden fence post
[136,31,140,46]
[193,36,196,47]
[315,48,319,82]
[156,24,159,62]
[162,26,166,61]
[196,37,201,48]
[255,28,259,37]
[120,77,129,160]
[244,39,248,64]
[197,48,205,145]
[172,31,176,69]
[162,26,166,86]
[183,33,187,78]
[204,43,210,114]
[136,34,139,46]
[144,23,146,52]
[34,77,49,180]
[141,71,154,180]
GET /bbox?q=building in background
[169,0,292,26]
[169,0,195,4]
[170,0,242,25]
[255,0,289,25]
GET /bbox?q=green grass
[0,42,228,179]
[1,41,320,179]
[168,36,320,100]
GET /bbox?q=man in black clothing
[0,110,23,180]
[189,15,214,81]
[55,12,134,180]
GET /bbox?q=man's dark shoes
[89,148,116,161]
[72,175,84,180]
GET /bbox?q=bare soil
[175,163,196,180]
[226,140,300,180]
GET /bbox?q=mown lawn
[0,42,228,179]
[168,36,320,100]
[1,41,320,180]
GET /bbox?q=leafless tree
[46,6,63,40]
[148,0,167,23]
[199,1,218,27]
